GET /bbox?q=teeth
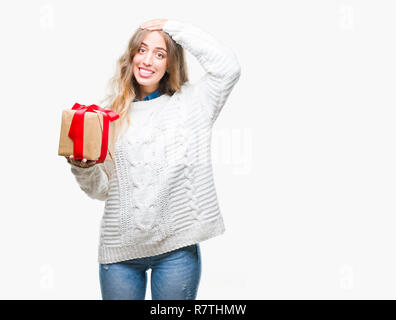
[140,68,154,74]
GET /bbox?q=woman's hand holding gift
[65,155,97,168]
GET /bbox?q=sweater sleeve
[162,19,241,124]
[69,161,113,201]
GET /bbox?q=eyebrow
[141,42,167,53]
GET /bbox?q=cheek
[157,60,167,73]
[132,56,141,68]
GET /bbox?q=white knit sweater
[69,19,241,264]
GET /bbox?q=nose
[143,51,153,65]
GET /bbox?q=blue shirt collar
[134,88,162,102]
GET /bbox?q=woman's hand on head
[139,19,168,31]
[65,155,97,168]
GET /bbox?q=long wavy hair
[98,27,189,160]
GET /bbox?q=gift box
[58,103,119,163]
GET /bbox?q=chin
[136,78,158,87]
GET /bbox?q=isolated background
[0,0,395,299]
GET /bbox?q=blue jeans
[99,244,201,300]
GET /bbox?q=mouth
[139,67,154,73]
[138,67,155,78]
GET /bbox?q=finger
[79,161,87,168]
[141,22,162,29]
[145,27,161,31]
[141,19,160,26]
[147,23,162,28]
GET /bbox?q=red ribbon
[68,103,119,163]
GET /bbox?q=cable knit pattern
[68,19,241,264]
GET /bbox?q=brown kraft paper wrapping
[58,109,116,162]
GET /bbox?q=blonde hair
[99,27,189,158]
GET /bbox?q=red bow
[68,103,119,163]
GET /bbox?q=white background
[0,0,395,299]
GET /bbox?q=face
[132,31,168,98]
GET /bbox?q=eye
[157,52,165,58]
[138,48,145,53]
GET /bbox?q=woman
[65,18,241,300]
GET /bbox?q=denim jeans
[99,244,201,300]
